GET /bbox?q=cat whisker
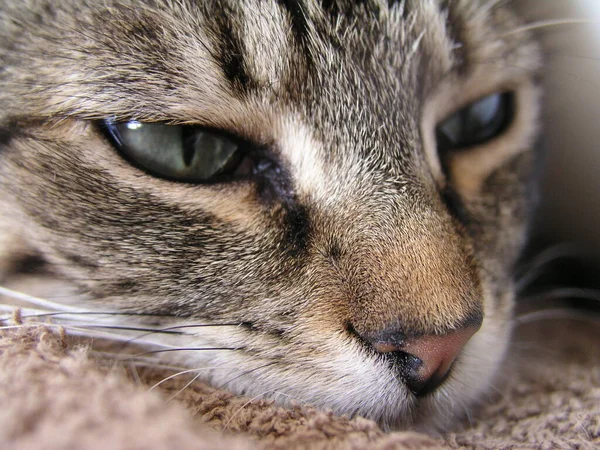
[0,290,245,355]
[222,390,275,431]
[518,287,600,305]
[515,242,590,274]
[0,307,192,343]
[110,322,246,350]
[484,379,507,401]
[0,285,80,312]
[2,317,215,355]
[166,371,205,402]
[0,304,48,320]
[0,321,147,348]
[0,324,38,331]
[101,322,246,357]
[514,242,592,291]
[0,309,154,319]
[0,306,236,328]
[135,347,239,357]
[223,389,306,432]
[217,362,277,390]
[157,323,244,330]
[148,366,239,392]
[503,19,600,37]
[1,321,187,349]
[89,350,184,368]
[54,324,189,335]
[514,308,600,326]
[156,362,289,413]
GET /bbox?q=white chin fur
[151,314,508,432]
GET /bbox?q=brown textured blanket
[1,315,598,450]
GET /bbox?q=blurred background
[516,0,600,306]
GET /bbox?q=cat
[0,0,545,431]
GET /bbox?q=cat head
[0,0,541,430]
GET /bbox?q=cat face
[0,0,541,430]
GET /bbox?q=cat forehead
[0,0,538,127]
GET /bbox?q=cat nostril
[402,326,479,396]
[354,323,481,396]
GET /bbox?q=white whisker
[520,287,600,304]
[503,19,600,37]
[129,363,142,385]
[88,351,184,370]
[222,389,305,432]
[515,308,600,325]
[166,371,205,402]
[515,242,591,291]
[0,321,186,349]
[0,285,80,312]
[148,366,237,392]
[223,391,271,431]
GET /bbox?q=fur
[0,0,542,430]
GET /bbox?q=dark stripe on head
[212,4,253,94]
[278,0,314,67]
[387,0,404,8]
[57,251,100,270]
[9,254,48,275]
[109,278,140,295]
[321,0,378,20]
[0,120,21,147]
[282,202,312,258]
[0,127,13,147]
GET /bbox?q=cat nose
[356,321,481,396]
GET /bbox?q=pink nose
[357,321,481,396]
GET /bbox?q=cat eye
[435,92,514,151]
[102,120,252,182]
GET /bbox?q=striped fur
[0,0,542,430]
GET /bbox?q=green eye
[435,92,514,151]
[103,121,251,182]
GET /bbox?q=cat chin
[168,314,509,432]
[190,344,418,428]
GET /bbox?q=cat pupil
[103,121,243,182]
[182,130,198,167]
[435,92,513,151]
